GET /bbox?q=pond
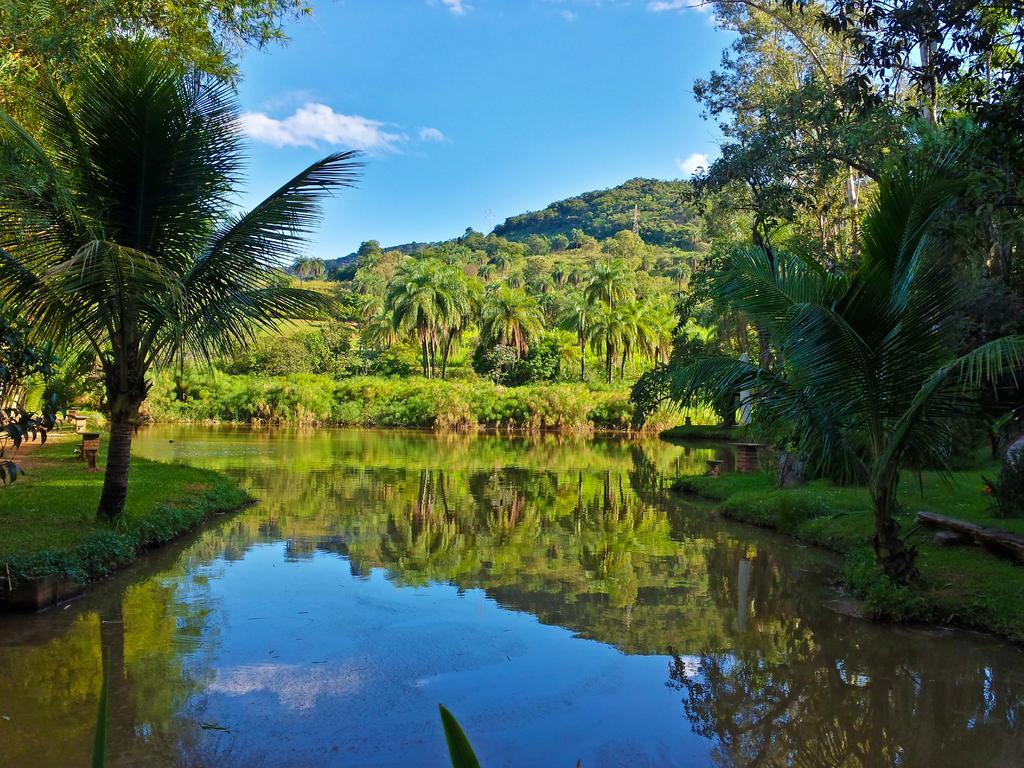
[2,426,1023,767]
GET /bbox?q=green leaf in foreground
[439,705,481,768]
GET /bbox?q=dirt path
[2,429,77,470]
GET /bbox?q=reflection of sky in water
[184,543,708,766]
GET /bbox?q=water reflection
[0,427,1021,767]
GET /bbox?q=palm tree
[667,155,1024,580]
[640,297,677,365]
[0,41,360,521]
[479,285,543,357]
[386,259,441,378]
[590,303,634,384]
[385,258,472,379]
[293,257,326,281]
[585,259,634,383]
[584,259,634,309]
[559,292,595,381]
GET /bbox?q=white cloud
[418,126,446,142]
[677,152,711,176]
[648,0,711,12]
[240,103,406,152]
[440,0,469,14]
[210,663,363,710]
[561,10,578,21]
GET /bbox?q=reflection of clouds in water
[210,663,363,710]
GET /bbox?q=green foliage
[0,440,249,586]
[667,155,1024,579]
[146,372,636,432]
[494,177,706,249]
[0,0,309,108]
[986,452,1024,518]
[680,464,1024,640]
[439,706,481,768]
[0,39,358,519]
[0,311,62,483]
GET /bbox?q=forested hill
[492,178,704,249]
[324,241,435,273]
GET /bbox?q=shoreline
[0,432,251,611]
[672,473,1024,644]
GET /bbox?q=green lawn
[0,434,249,588]
[675,464,1024,642]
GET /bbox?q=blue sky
[235,0,731,259]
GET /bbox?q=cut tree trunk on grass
[916,511,1024,563]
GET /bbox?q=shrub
[986,452,1024,517]
[148,371,641,431]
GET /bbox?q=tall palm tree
[641,297,677,365]
[585,259,635,383]
[590,303,634,384]
[386,259,442,378]
[667,155,1024,580]
[584,259,634,310]
[479,285,543,357]
[386,258,472,379]
[559,291,595,381]
[0,41,360,521]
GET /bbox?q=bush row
[145,371,639,431]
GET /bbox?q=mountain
[492,177,705,250]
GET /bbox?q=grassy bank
[660,424,741,441]
[144,371,650,431]
[674,467,1024,642]
[0,436,249,591]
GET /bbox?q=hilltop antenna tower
[486,208,494,233]
[632,204,640,236]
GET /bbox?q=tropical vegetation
[0,40,359,521]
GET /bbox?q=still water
[1,427,1023,767]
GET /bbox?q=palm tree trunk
[97,403,140,521]
[420,336,430,378]
[579,334,586,381]
[606,340,613,384]
[870,471,918,581]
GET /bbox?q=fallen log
[916,511,1024,563]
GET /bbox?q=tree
[559,292,596,381]
[1,0,310,105]
[0,41,359,520]
[386,258,473,379]
[589,303,634,384]
[665,155,1024,580]
[292,257,326,281]
[585,259,635,382]
[0,311,60,484]
[479,285,543,358]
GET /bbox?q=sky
[234,0,732,259]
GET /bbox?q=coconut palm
[666,154,1024,580]
[479,285,544,357]
[0,41,360,521]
